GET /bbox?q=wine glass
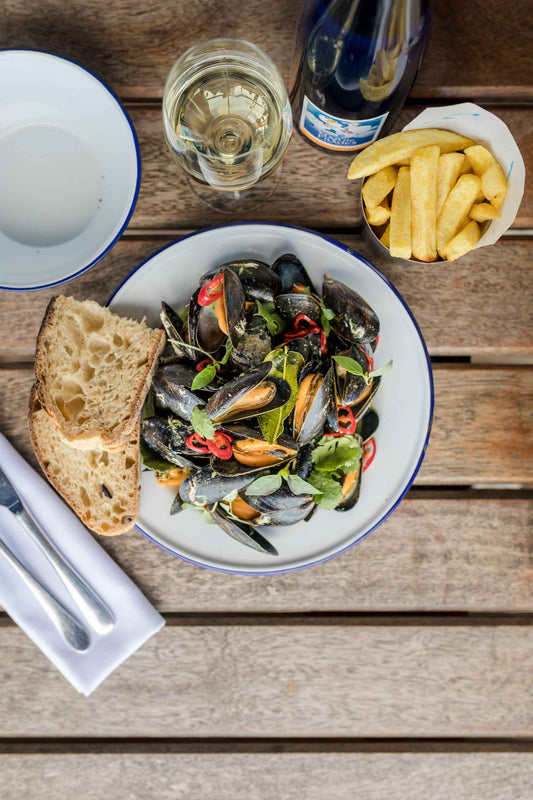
[163,39,292,213]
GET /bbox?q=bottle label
[299,96,388,151]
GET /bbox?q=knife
[0,537,90,652]
[0,465,115,635]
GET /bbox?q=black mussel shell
[210,506,278,555]
[271,253,316,294]
[293,367,334,445]
[205,362,291,424]
[189,269,246,351]
[336,460,362,512]
[141,416,199,468]
[351,376,380,421]
[357,409,379,442]
[286,334,323,380]
[202,260,281,303]
[274,293,321,324]
[244,484,316,526]
[334,346,371,406]
[231,314,272,370]
[160,302,196,361]
[152,365,206,421]
[170,494,185,515]
[179,466,258,506]
[323,278,379,345]
[294,442,314,480]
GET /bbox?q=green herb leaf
[222,488,239,504]
[333,354,365,376]
[369,359,393,378]
[191,405,216,440]
[306,471,344,510]
[255,300,286,336]
[191,364,217,390]
[202,510,216,525]
[258,348,304,444]
[322,307,335,320]
[311,434,363,474]
[286,474,323,495]
[219,340,234,366]
[245,474,283,496]
[139,438,175,473]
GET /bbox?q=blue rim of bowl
[107,222,435,576]
[0,49,141,292]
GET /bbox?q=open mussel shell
[285,334,323,380]
[336,459,362,512]
[160,301,196,361]
[141,416,201,469]
[243,484,316,526]
[351,376,380,421]
[202,260,281,303]
[179,466,258,506]
[231,314,272,370]
[323,278,379,345]
[271,253,316,294]
[205,361,291,424]
[211,424,298,476]
[293,367,334,445]
[210,506,278,556]
[357,409,379,442]
[190,268,247,351]
[274,293,321,324]
[334,346,372,406]
[152,365,207,420]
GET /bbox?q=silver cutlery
[0,465,115,635]
[0,537,90,652]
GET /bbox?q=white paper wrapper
[402,102,525,249]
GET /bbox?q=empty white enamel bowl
[109,223,434,575]
[0,51,140,290]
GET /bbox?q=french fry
[443,220,481,261]
[469,202,499,222]
[396,158,411,166]
[410,145,439,261]
[366,197,390,226]
[473,186,486,203]
[389,166,411,259]
[436,152,465,217]
[436,173,481,258]
[347,129,474,180]
[380,223,390,248]
[464,145,508,210]
[457,154,473,175]
[362,165,398,210]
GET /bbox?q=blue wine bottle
[291,0,432,152]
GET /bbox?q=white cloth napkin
[0,432,165,696]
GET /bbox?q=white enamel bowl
[109,224,433,575]
[0,51,140,291]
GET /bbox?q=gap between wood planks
[2,737,533,755]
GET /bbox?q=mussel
[333,345,381,420]
[293,367,334,445]
[357,409,379,442]
[179,465,258,506]
[231,314,272,370]
[190,268,246,351]
[160,302,196,361]
[210,506,278,555]
[202,260,281,303]
[322,278,379,345]
[272,253,316,294]
[274,292,321,325]
[336,459,362,512]
[205,362,291,424]
[211,424,297,476]
[141,416,200,468]
[242,484,316,526]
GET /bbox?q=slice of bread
[29,386,140,536]
[35,295,165,452]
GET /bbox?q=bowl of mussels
[108,223,433,574]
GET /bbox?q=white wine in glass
[163,39,292,212]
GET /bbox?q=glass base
[187,166,282,214]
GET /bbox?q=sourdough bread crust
[28,384,140,536]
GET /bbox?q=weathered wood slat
[1,625,532,736]
[3,365,532,485]
[3,0,531,101]
[126,106,532,231]
[1,236,532,361]
[2,753,533,800]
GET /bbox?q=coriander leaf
[322,307,335,320]
[191,405,216,440]
[311,434,363,474]
[287,474,323,495]
[139,438,175,472]
[306,471,344,510]
[369,359,393,378]
[320,310,331,336]
[333,355,365,376]
[259,349,304,444]
[255,300,286,336]
[191,364,217,390]
[245,474,283,496]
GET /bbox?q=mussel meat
[211,424,297,475]
[205,361,291,424]
[323,278,379,345]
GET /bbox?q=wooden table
[1,1,533,797]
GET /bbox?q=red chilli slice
[198,273,224,307]
[186,433,211,454]
[362,438,376,471]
